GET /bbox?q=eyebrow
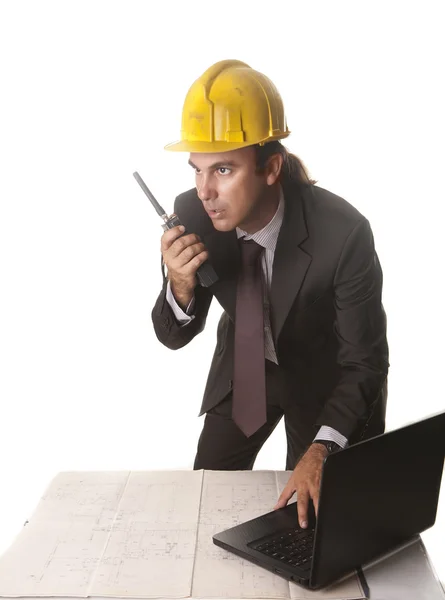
[188,159,238,170]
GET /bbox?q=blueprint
[192,470,290,599]
[0,470,366,599]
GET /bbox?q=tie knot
[240,239,264,266]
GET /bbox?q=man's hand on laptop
[273,443,328,529]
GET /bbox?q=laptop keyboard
[249,527,315,569]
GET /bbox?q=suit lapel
[270,182,312,347]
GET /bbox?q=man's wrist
[170,282,194,311]
[165,281,195,324]
[312,440,342,455]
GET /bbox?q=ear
[266,153,284,185]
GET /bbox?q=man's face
[188,146,271,233]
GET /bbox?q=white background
[0,0,444,588]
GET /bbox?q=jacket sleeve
[316,218,389,439]
[151,260,213,350]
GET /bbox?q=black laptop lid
[310,411,445,588]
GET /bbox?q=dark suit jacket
[152,179,389,446]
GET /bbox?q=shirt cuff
[166,281,196,325]
[313,426,348,448]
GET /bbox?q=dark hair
[254,141,317,186]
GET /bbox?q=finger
[306,467,323,517]
[181,250,209,273]
[168,233,201,258]
[160,225,186,252]
[310,486,320,516]
[175,242,207,268]
[297,488,309,528]
[173,245,208,272]
[273,486,295,510]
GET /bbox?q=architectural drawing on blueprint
[192,470,290,599]
[0,471,130,597]
[90,470,203,598]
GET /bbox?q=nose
[196,175,216,203]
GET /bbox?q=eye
[217,167,231,175]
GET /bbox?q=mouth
[206,208,225,219]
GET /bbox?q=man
[151,60,389,529]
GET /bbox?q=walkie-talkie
[133,171,218,288]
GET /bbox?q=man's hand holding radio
[161,224,209,311]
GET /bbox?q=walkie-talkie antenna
[133,171,168,222]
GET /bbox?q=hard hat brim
[164,140,257,153]
[164,134,290,153]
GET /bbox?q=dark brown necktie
[232,239,267,437]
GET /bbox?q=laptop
[213,411,445,590]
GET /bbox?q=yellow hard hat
[165,59,290,153]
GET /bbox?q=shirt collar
[236,185,284,253]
